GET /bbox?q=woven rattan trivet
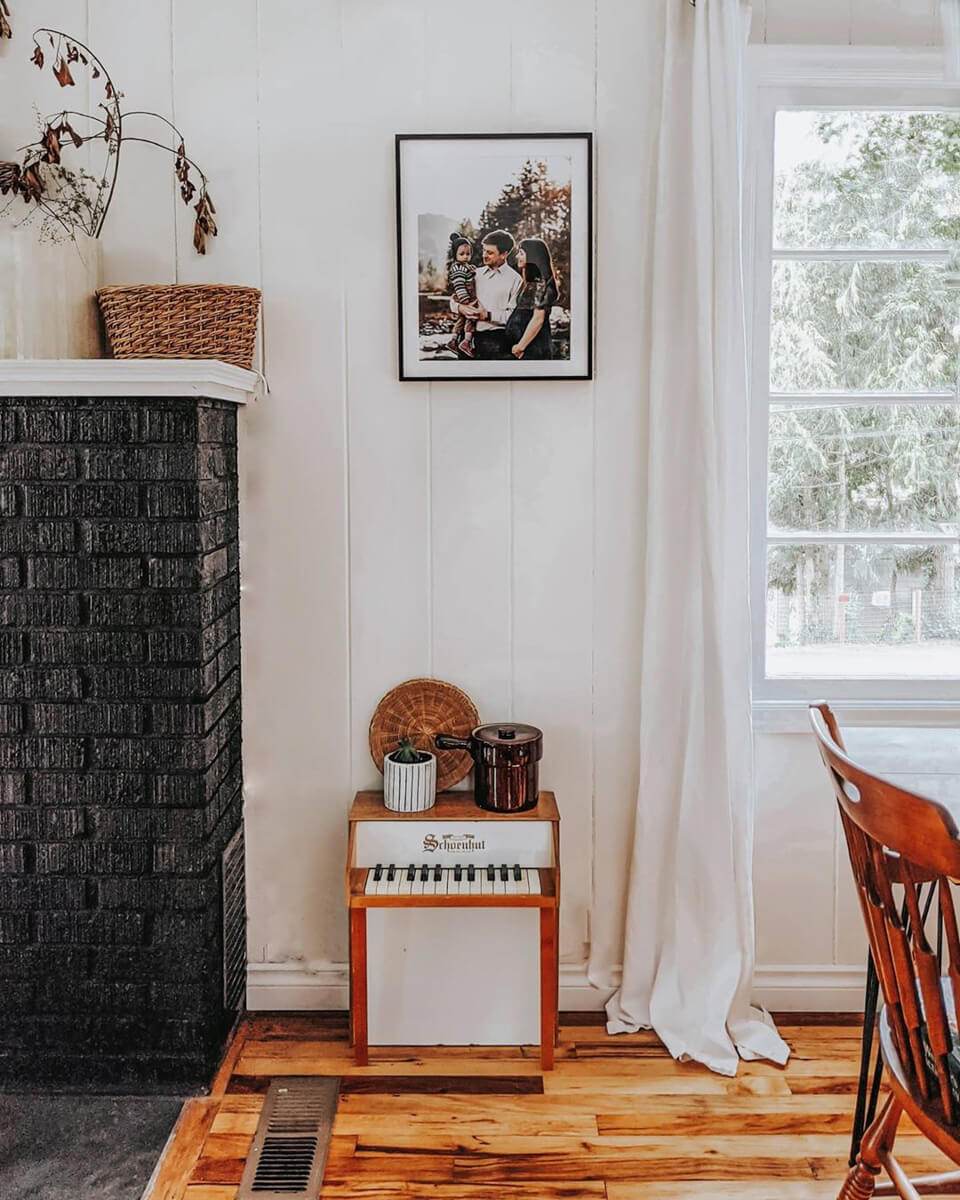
[369,678,478,792]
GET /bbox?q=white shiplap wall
[0,0,944,1009]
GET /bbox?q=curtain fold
[591,0,788,1076]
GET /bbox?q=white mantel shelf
[0,359,263,405]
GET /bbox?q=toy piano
[345,789,560,1068]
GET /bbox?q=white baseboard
[752,965,868,1013]
[247,960,867,1014]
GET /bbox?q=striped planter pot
[383,752,437,813]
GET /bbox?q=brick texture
[0,396,244,1087]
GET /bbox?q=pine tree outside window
[748,52,960,718]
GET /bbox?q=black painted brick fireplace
[0,394,245,1087]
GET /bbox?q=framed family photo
[395,133,593,381]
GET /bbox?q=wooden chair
[810,702,960,1199]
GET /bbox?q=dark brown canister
[434,723,543,812]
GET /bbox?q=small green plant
[391,737,426,764]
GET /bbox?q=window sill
[752,699,960,734]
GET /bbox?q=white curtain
[593,0,789,1076]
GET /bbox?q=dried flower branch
[1,27,217,253]
[0,2,12,41]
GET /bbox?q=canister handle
[435,734,472,752]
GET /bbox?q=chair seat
[879,988,960,1167]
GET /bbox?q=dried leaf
[192,193,218,255]
[180,179,195,204]
[31,45,44,69]
[0,161,20,195]
[91,65,100,79]
[103,111,115,142]
[66,42,79,63]
[20,165,44,204]
[105,80,114,99]
[60,120,84,150]
[0,2,11,40]
[79,53,88,66]
[41,124,62,165]
[53,57,76,87]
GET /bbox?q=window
[749,70,960,709]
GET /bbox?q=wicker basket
[97,284,261,370]
[369,678,478,793]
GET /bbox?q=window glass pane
[770,261,959,392]
[774,110,960,250]
[766,541,960,678]
[768,404,960,534]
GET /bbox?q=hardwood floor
[148,1014,960,1200]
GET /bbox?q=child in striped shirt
[445,235,477,358]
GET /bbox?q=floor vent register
[236,1077,340,1198]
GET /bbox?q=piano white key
[421,873,436,897]
[526,868,541,895]
[503,875,519,895]
[468,871,482,896]
[364,870,377,895]
[398,873,414,896]
[479,869,493,896]
[411,873,424,896]
[493,872,506,896]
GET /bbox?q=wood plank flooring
[148,1014,960,1200]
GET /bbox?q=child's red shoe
[458,340,475,359]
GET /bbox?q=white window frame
[745,46,960,731]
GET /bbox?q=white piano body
[346,791,560,1050]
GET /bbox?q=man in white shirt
[452,229,522,359]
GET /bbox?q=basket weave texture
[369,678,478,793]
[97,284,261,370]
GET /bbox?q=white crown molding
[0,358,263,404]
[247,960,864,1015]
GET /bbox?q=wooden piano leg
[350,907,368,1067]
[539,905,557,1071]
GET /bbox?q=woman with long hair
[506,237,559,360]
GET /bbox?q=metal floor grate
[236,1077,340,1199]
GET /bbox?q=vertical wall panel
[251,0,351,966]
[508,0,597,964]
[88,0,177,284]
[764,0,852,43]
[426,1,514,732]
[754,734,837,966]
[851,0,939,45]
[342,0,433,794]
[171,0,261,285]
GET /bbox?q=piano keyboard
[364,862,542,897]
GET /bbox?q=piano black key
[373,863,383,882]
[387,864,396,881]
[499,863,508,882]
[513,863,522,882]
[420,864,429,882]
[454,864,463,882]
[433,864,442,882]
[487,864,495,882]
[467,864,475,882]
[406,863,416,882]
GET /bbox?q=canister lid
[473,723,543,765]
[474,722,542,746]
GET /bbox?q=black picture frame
[395,132,593,382]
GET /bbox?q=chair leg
[838,1093,902,1200]
[851,952,880,1166]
